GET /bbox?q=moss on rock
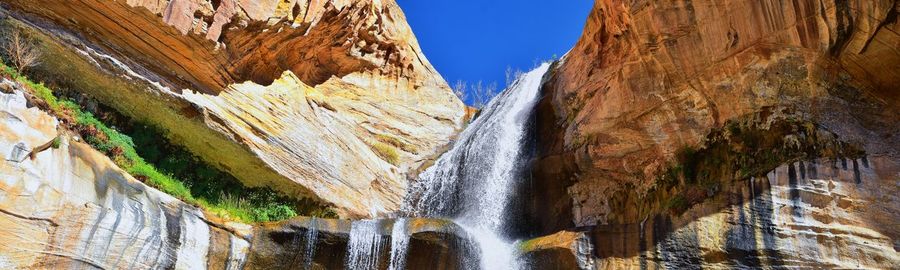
[652,107,865,216]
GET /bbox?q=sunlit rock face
[2,0,451,95]
[533,0,900,230]
[0,0,465,217]
[0,83,471,269]
[0,83,251,269]
[182,71,462,227]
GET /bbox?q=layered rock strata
[529,0,900,268]
[0,83,472,269]
[0,0,465,217]
[534,0,900,231]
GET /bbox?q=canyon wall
[1,0,897,268]
[0,0,466,217]
[530,0,900,268]
[535,0,899,229]
[0,81,470,269]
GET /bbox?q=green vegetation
[663,194,688,214]
[0,63,336,222]
[50,136,61,149]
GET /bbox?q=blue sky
[396,0,593,105]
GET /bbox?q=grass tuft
[376,134,407,149]
[371,141,400,165]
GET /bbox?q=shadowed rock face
[245,218,473,269]
[0,83,472,269]
[533,0,900,231]
[522,156,900,269]
[0,0,465,217]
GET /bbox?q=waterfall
[402,63,552,269]
[303,218,318,270]
[345,220,384,269]
[387,218,409,270]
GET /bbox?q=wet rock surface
[591,157,899,269]
[522,156,899,269]
[247,218,473,270]
[0,82,249,269]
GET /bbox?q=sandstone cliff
[0,81,251,269]
[535,0,899,229]
[0,0,465,217]
[529,0,900,268]
[0,81,471,269]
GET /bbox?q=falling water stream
[387,218,410,270]
[400,63,552,269]
[345,220,385,269]
[303,218,318,270]
[338,64,550,269]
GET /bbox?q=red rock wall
[2,0,447,96]
[532,0,900,232]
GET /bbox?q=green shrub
[665,195,688,213]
